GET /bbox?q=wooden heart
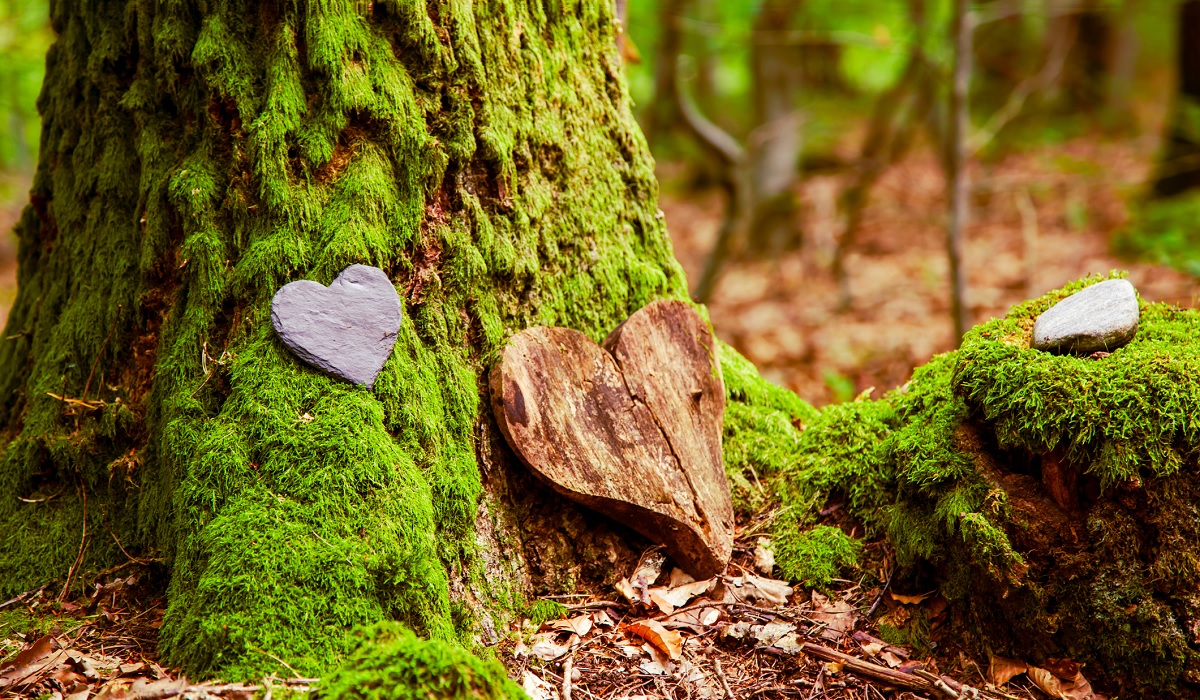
[271,264,401,388]
[490,300,734,577]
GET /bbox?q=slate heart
[490,300,735,577]
[271,264,401,388]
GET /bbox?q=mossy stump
[763,275,1200,698]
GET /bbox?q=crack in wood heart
[490,300,735,577]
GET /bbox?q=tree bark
[0,0,688,681]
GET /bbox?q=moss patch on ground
[316,623,524,700]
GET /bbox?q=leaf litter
[0,567,310,700]
[505,537,1108,700]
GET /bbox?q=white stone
[1032,279,1139,355]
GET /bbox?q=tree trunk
[0,0,694,682]
[1152,0,1200,198]
[647,0,690,147]
[746,0,803,254]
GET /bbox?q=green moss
[0,0,685,682]
[772,522,861,589]
[956,272,1200,486]
[760,275,1200,696]
[526,600,568,626]
[316,622,524,700]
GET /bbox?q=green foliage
[316,623,524,700]
[1117,191,1200,278]
[0,0,685,681]
[772,522,860,588]
[526,600,568,626]
[0,0,50,176]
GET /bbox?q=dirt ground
[664,134,1200,406]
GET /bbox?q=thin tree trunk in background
[1152,0,1200,198]
[747,0,803,254]
[648,0,690,147]
[947,0,972,344]
[1105,0,1139,128]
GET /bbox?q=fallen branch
[800,642,933,693]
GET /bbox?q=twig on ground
[562,653,574,700]
[714,658,735,700]
[867,564,896,617]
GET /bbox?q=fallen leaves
[628,620,683,660]
[988,653,1103,699]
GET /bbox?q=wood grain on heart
[490,300,734,577]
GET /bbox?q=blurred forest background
[0,0,1199,405]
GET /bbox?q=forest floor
[0,133,1192,699]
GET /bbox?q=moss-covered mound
[316,623,524,700]
[765,275,1200,697]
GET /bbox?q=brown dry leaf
[811,593,857,639]
[512,637,528,658]
[522,670,559,700]
[647,590,676,615]
[667,606,720,629]
[1056,671,1102,700]
[1029,667,1068,698]
[592,609,615,627]
[825,659,845,675]
[639,642,673,675]
[549,614,593,638]
[0,635,57,688]
[988,654,1030,686]
[730,572,793,607]
[879,650,903,668]
[667,568,695,588]
[1043,657,1082,680]
[529,633,573,661]
[753,537,775,575]
[889,590,936,605]
[124,678,188,700]
[628,619,683,660]
[648,578,714,614]
[859,641,886,656]
[66,689,90,700]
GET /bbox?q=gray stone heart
[271,264,401,387]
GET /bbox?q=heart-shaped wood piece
[491,300,734,577]
[271,264,401,388]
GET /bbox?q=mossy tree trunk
[0,0,712,681]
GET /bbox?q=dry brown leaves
[510,553,985,700]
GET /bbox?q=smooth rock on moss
[271,264,401,388]
[1031,278,1139,355]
